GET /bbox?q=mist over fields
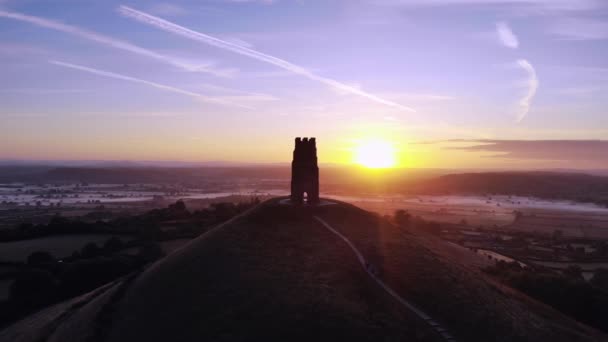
[2,165,607,207]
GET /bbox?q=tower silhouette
[290,137,320,204]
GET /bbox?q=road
[314,215,456,342]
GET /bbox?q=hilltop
[1,199,605,342]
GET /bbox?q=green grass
[314,201,605,342]
[100,200,441,342]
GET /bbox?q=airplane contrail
[50,60,251,109]
[0,9,234,77]
[118,5,416,112]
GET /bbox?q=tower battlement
[291,137,319,204]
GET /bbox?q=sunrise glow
[354,139,397,169]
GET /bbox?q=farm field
[508,212,608,238]
[330,195,608,238]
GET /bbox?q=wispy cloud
[496,22,519,48]
[493,21,538,122]
[515,59,538,122]
[0,9,234,77]
[219,36,254,49]
[118,5,416,112]
[49,60,250,109]
[443,139,608,164]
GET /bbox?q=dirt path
[314,215,457,342]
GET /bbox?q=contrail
[50,60,251,109]
[118,5,416,112]
[0,9,233,77]
[516,59,538,122]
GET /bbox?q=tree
[563,265,584,280]
[169,200,187,212]
[591,268,608,291]
[394,209,411,227]
[103,236,124,253]
[81,242,101,258]
[211,202,237,221]
[27,251,55,266]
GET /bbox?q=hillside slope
[1,198,605,342]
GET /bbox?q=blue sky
[0,0,607,168]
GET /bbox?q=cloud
[549,18,608,40]
[0,9,234,77]
[496,22,519,48]
[515,59,538,122]
[443,139,608,164]
[118,5,416,112]
[219,36,254,49]
[49,60,250,109]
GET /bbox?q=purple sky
[0,0,607,168]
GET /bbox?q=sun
[354,139,397,168]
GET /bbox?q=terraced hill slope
[1,198,605,342]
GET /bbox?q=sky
[0,0,607,169]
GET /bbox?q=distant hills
[411,172,608,207]
[1,165,608,207]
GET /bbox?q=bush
[81,242,101,258]
[103,236,124,253]
[27,251,55,266]
[394,209,411,227]
[591,268,608,291]
[485,263,608,333]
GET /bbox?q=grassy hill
[1,198,605,342]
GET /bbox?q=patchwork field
[330,195,608,238]
[508,212,608,238]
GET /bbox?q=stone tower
[291,137,320,204]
